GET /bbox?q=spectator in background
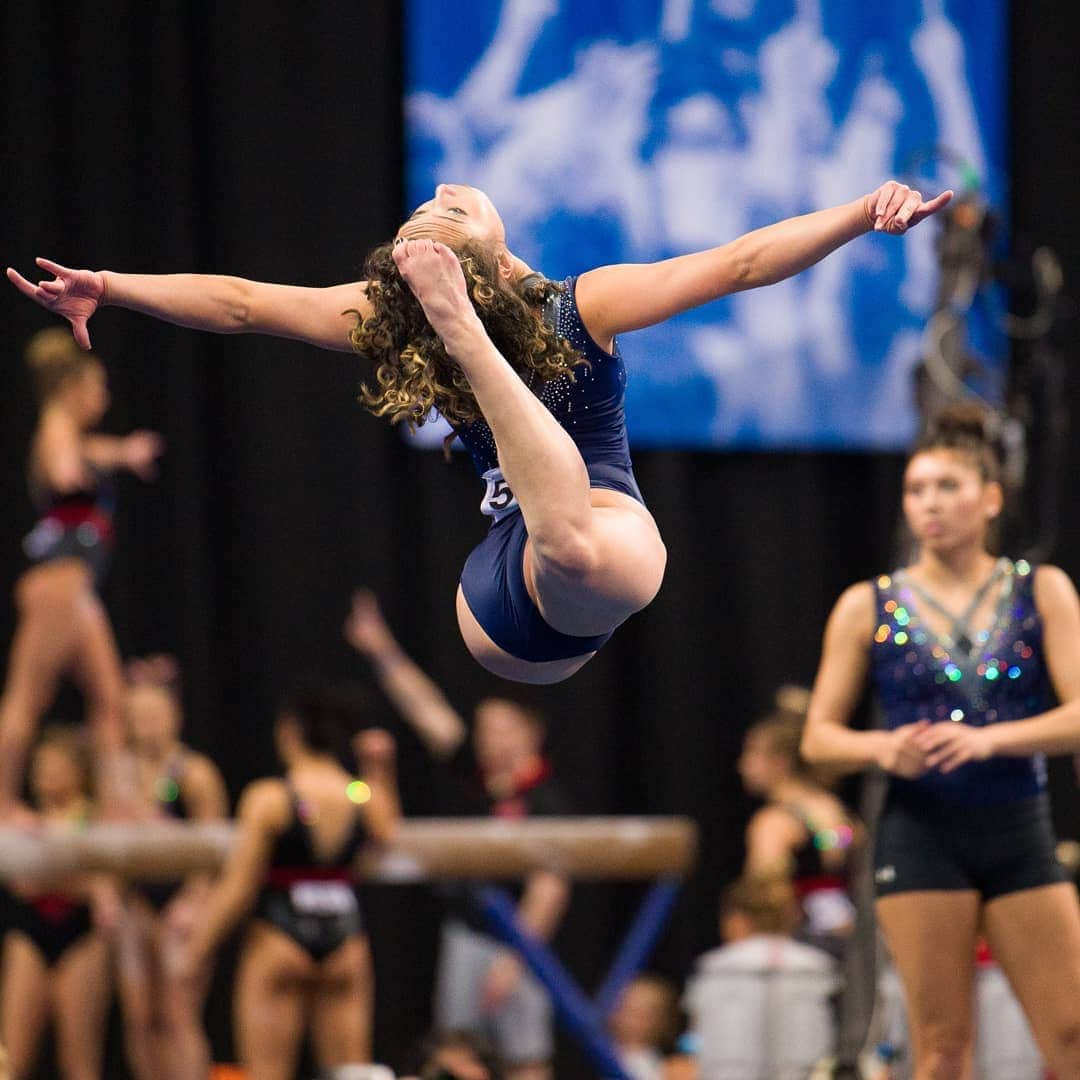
[737,685,860,956]
[176,690,400,1080]
[679,873,839,1079]
[0,726,121,1080]
[115,656,229,1080]
[606,974,680,1080]
[345,590,571,1080]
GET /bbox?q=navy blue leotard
[455,275,645,663]
[871,558,1048,807]
[870,558,1066,899]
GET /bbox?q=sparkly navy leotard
[456,275,645,663]
[871,558,1049,807]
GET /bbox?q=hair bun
[925,402,993,446]
[24,327,85,371]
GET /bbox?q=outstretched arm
[344,590,467,759]
[83,431,165,480]
[7,258,370,352]
[575,181,953,347]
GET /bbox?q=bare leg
[876,891,981,1080]
[394,240,665,637]
[0,564,86,812]
[69,595,136,816]
[157,911,214,1080]
[52,933,113,1080]
[234,925,312,1080]
[0,934,50,1080]
[115,901,163,1080]
[308,936,374,1070]
[983,883,1080,1078]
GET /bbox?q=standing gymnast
[737,688,860,954]
[8,180,949,684]
[0,328,163,816]
[801,405,1080,1079]
[117,657,229,1080]
[176,691,400,1080]
[0,727,120,1080]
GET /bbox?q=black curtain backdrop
[2,3,1078,1076]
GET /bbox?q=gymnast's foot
[392,238,485,361]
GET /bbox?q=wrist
[98,270,115,307]
[982,725,1002,758]
[867,730,891,770]
[858,194,875,233]
[372,643,406,670]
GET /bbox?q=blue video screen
[405,0,1007,449]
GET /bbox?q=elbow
[219,277,254,333]
[800,728,823,765]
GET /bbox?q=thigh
[875,891,981,1060]
[491,965,553,1067]
[527,494,666,637]
[309,935,374,1068]
[1,569,86,714]
[233,925,313,1080]
[433,922,488,1032]
[115,901,160,1029]
[0,932,51,1076]
[69,594,124,741]
[982,883,1080,1056]
[52,933,113,1076]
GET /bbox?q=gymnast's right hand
[344,589,396,657]
[876,720,931,779]
[6,257,105,350]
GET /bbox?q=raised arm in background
[344,590,467,759]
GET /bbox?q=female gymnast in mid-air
[8,180,950,684]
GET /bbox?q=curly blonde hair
[348,241,587,429]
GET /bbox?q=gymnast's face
[126,683,181,754]
[902,450,1002,553]
[31,744,85,807]
[737,731,790,796]
[608,979,672,1050]
[397,184,509,260]
[64,362,109,428]
[473,698,543,774]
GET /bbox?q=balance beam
[0,816,697,883]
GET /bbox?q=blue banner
[405,0,1007,449]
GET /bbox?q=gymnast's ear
[496,246,515,281]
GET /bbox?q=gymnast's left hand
[863,181,953,235]
[6,258,105,350]
[917,722,994,773]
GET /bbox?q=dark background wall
[2,2,1078,1075]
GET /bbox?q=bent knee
[531,526,600,583]
[1050,1019,1080,1057]
[920,1035,971,1080]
